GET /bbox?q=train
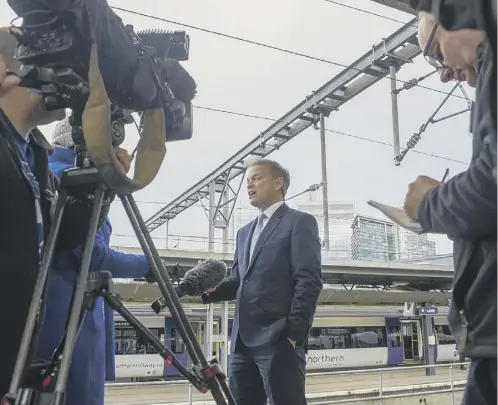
[113,304,458,380]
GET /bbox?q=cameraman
[0,27,124,396]
[35,119,152,405]
[404,13,496,405]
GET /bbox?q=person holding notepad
[402,12,496,405]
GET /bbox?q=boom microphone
[151,259,227,314]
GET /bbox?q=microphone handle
[151,283,188,314]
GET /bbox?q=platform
[105,365,468,405]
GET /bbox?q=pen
[441,168,450,183]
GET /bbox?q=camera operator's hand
[115,147,132,174]
[0,56,20,96]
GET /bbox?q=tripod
[5,165,235,405]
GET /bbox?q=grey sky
[1,0,473,255]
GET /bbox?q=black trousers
[228,335,306,405]
[462,358,497,405]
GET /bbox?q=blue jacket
[36,146,149,405]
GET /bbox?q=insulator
[403,78,418,91]
[406,133,422,148]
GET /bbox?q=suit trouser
[461,358,497,405]
[229,335,306,405]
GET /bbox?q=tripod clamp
[200,360,227,392]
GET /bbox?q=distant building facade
[351,214,437,261]
[395,226,437,260]
[296,194,354,260]
[233,199,437,262]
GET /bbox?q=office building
[351,215,397,261]
[351,214,437,261]
[395,226,437,260]
[296,194,354,260]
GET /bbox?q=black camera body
[9,4,196,143]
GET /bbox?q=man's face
[418,19,485,87]
[246,164,282,209]
[6,70,66,126]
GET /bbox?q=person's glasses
[423,24,444,69]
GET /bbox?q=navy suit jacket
[204,203,323,352]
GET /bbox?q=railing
[105,362,469,405]
[304,362,468,404]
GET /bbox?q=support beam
[421,303,437,376]
[390,65,401,163]
[319,113,330,251]
[144,19,421,232]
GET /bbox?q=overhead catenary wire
[191,104,469,165]
[323,0,417,27]
[111,6,466,101]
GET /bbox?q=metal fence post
[379,370,383,405]
[450,363,455,405]
[188,383,193,405]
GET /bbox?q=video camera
[7,0,197,143]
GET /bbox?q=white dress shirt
[259,200,285,230]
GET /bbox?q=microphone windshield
[183,259,227,296]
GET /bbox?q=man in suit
[203,159,323,405]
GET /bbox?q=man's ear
[275,177,284,191]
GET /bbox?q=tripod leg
[104,293,202,388]
[40,291,95,389]
[120,195,232,405]
[119,195,203,364]
[52,184,106,398]
[8,189,68,396]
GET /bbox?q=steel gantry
[144,18,421,232]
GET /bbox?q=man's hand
[287,338,296,348]
[115,147,133,174]
[404,175,440,220]
[0,57,20,96]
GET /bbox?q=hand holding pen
[403,171,447,221]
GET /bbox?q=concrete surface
[105,366,468,405]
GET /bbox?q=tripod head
[54,104,132,170]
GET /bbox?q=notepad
[367,200,425,234]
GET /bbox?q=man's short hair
[0,28,21,73]
[418,11,435,23]
[417,11,437,46]
[249,159,290,197]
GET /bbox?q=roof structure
[113,246,453,290]
[144,19,421,232]
[116,300,450,319]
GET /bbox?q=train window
[350,327,387,348]
[166,327,185,354]
[115,327,137,355]
[308,328,351,349]
[115,327,166,355]
[435,325,456,345]
[308,326,389,350]
[389,326,401,348]
[307,328,322,350]
[136,328,165,354]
